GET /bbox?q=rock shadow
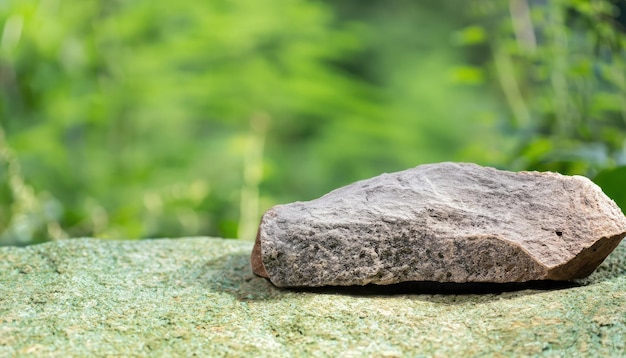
[194,253,619,303]
[197,253,287,301]
[291,280,579,298]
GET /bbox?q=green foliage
[463,0,626,175]
[2,0,365,243]
[1,0,625,245]
[594,166,626,215]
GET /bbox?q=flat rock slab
[2,238,626,356]
[253,162,626,287]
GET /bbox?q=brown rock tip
[250,162,626,287]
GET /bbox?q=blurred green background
[1,0,625,246]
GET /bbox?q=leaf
[449,66,484,85]
[454,25,486,45]
[593,166,626,215]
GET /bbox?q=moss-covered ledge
[1,237,625,357]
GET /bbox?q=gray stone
[252,162,626,287]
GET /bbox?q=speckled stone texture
[252,162,626,287]
[2,237,626,357]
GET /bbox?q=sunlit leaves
[449,66,484,85]
[454,25,487,45]
[1,0,360,243]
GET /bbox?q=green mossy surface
[1,237,625,357]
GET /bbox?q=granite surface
[1,237,626,357]
[254,162,626,286]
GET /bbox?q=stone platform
[1,237,625,356]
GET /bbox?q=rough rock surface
[252,162,626,287]
[2,237,626,357]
